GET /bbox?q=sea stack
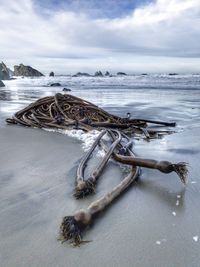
[0,62,10,80]
[94,71,103,77]
[14,64,44,77]
[72,72,91,77]
[49,71,54,77]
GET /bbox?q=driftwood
[6,93,188,246]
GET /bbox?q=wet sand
[0,124,200,267]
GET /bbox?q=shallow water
[0,76,200,267]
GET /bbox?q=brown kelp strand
[111,152,187,184]
[100,132,188,184]
[60,166,139,246]
[6,93,176,135]
[75,130,122,198]
[6,93,188,246]
[74,130,107,198]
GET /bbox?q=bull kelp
[6,93,188,246]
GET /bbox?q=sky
[0,0,200,74]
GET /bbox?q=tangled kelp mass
[6,93,188,246]
[6,93,176,135]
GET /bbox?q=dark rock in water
[63,88,71,92]
[94,71,103,77]
[14,64,44,77]
[50,82,61,87]
[72,72,91,77]
[49,71,54,77]
[168,73,178,76]
[0,80,5,87]
[105,71,110,76]
[117,72,127,76]
[141,73,148,76]
[50,83,61,87]
[0,62,10,80]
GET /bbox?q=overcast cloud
[0,0,200,73]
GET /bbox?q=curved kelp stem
[112,154,188,184]
[74,130,122,198]
[74,130,107,198]
[59,165,139,246]
[131,118,176,127]
[101,132,188,184]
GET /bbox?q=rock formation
[0,80,5,87]
[94,71,103,77]
[72,72,91,77]
[50,83,61,87]
[14,64,44,77]
[0,62,10,80]
[62,88,71,92]
[168,73,178,76]
[105,71,110,76]
[117,72,127,76]
[49,72,54,77]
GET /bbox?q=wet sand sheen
[0,125,200,267]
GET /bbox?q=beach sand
[0,123,200,267]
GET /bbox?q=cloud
[0,0,200,73]
[34,0,152,19]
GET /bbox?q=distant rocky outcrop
[117,72,127,76]
[105,71,110,76]
[94,71,103,77]
[14,64,44,77]
[50,83,61,87]
[168,73,178,76]
[49,71,54,77]
[72,72,91,77]
[0,62,10,80]
[62,88,71,92]
[0,80,5,87]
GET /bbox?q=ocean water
[1,74,200,127]
[1,74,200,164]
[0,75,200,267]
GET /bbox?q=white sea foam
[193,236,199,242]
[43,127,133,174]
[44,128,103,153]
[7,74,200,91]
[156,238,167,245]
[62,128,133,173]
